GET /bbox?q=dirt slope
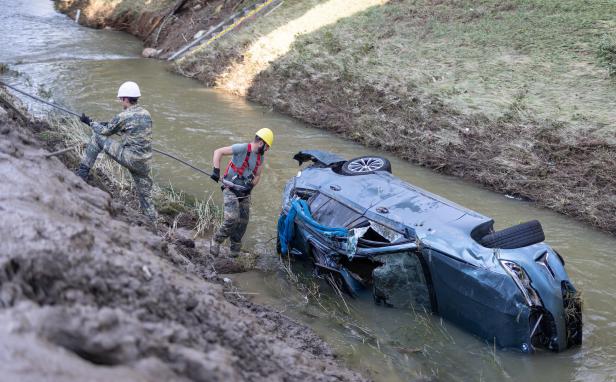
[55,0,252,58]
[0,93,366,381]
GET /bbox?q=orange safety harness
[223,143,262,180]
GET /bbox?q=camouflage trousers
[81,133,158,223]
[213,188,251,252]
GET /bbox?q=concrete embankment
[54,0,616,236]
[0,89,366,381]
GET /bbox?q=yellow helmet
[255,128,274,147]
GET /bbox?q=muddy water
[1,1,615,381]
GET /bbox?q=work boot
[210,240,221,257]
[229,242,241,258]
[146,219,158,233]
[75,164,91,181]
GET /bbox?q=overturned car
[277,151,582,353]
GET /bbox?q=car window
[308,192,331,213]
[312,197,362,228]
[373,252,431,311]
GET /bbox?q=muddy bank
[54,0,249,59]
[248,69,616,234]
[0,91,366,380]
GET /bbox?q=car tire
[480,220,545,249]
[341,156,392,175]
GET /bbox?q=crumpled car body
[277,151,582,353]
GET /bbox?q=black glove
[210,167,220,183]
[80,113,92,126]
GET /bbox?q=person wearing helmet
[209,128,274,257]
[76,81,158,226]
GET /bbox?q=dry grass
[193,194,222,237]
[182,0,387,95]
[58,0,174,19]
[178,0,616,126]
[598,33,616,78]
[174,0,330,85]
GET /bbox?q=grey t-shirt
[224,143,264,180]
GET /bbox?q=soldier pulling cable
[209,128,274,257]
[76,81,158,225]
[0,80,253,232]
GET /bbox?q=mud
[55,0,248,59]
[0,91,366,381]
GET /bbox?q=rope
[0,80,81,118]
[152,147,248,191]
[152,147,211,176]
[43,144,83,158]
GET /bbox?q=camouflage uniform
[80,105,157,223]
[214,188,251,253]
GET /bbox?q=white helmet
[117,81,141,98]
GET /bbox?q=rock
[141,48,161,58]
[213,258,245,274]
[193,30,205,40]
[0,106,8,124]
[0,106,9,123]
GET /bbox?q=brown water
[1,1,615,381]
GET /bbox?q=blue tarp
[278,199,349,255]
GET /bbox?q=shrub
[597,34,616,77]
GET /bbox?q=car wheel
[341,156,392,175]
[480,220,545,249]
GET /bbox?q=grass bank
[53,0,616,233]
[176,0,616,234]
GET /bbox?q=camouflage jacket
[90,105,152,162]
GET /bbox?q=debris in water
[142,265,152,280]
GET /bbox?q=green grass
[270,0,616,129]
[177,0,616,128]
[598,33,616,77]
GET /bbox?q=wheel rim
[346,157,385,173]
